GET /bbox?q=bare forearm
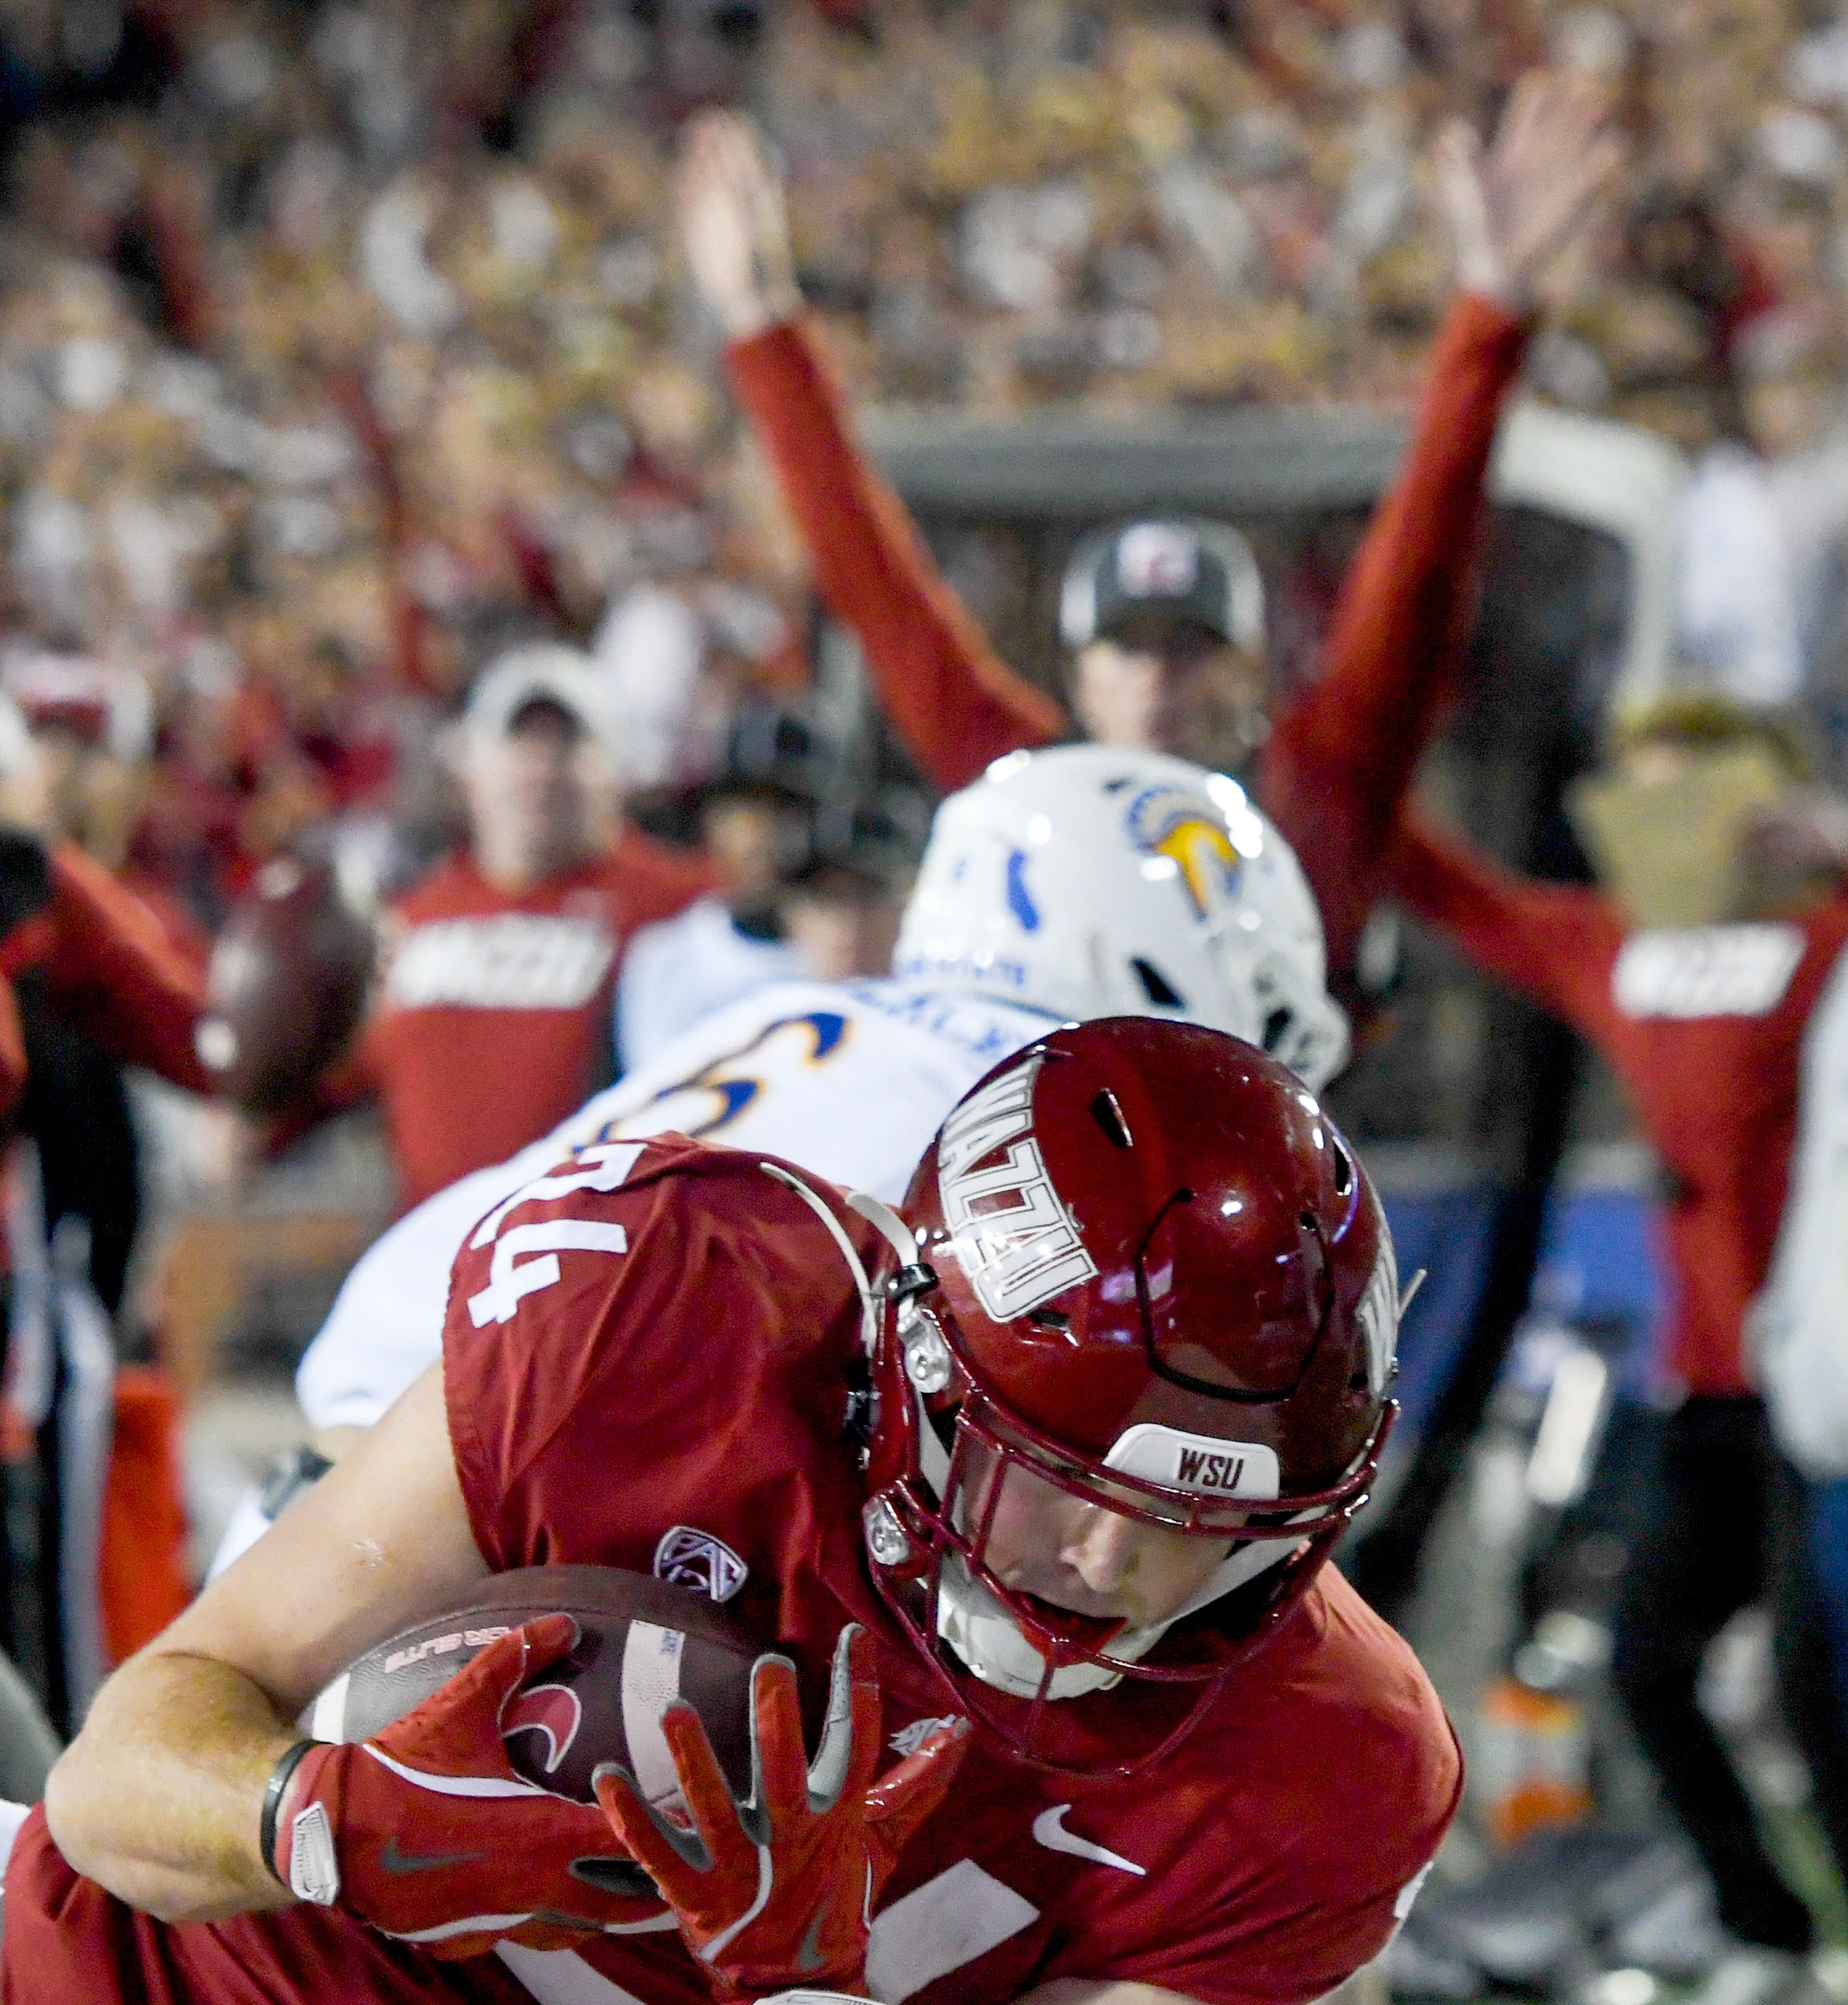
[45,1652,300,1921]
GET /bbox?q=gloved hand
[268,1615,666,1958]
[594,1625,969,2000]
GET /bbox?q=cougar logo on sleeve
[937,1055,1097,1319]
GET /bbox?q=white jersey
[295,978,1059,1432]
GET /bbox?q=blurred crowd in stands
[11,0,1848,954]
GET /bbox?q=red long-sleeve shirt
[0,845,213,1125]
[344,830,715,1210]
[1392,815,1848,1395]
[725,294,1532,980]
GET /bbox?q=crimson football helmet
[851,1017,1399,1774]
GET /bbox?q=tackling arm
[44,1366,486,1920]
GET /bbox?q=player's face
[963,1446,1234,1630]
[1071,630,1268,776]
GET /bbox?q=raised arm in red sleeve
[1260,295,1533,981]
[37,847,212,1093]
[1391,812,1624,1039]
[725,315,1066,791]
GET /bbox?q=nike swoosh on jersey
[1030,1805,1145,1876]
[380,1836,488,1875]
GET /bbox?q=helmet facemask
[862,1291,1392,1776]
[859,1022,1400,1775]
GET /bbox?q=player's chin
[1010,1574,1149,1627]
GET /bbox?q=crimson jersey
[0,842,213,1127]
[1394,817,1848,1394]
[0,1132,1457,2005]
[355,832,713,1208]
[443,1135,1458,2005]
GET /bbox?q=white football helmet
[893,745,1350,1089]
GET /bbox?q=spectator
[319,644,713,1210]
[0,690,209,1729]
[614,769,807,1072]
[1390,696,1848,1982]
[675,75,1623,990]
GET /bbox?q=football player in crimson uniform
[205,744,1348,1569]
[26,1019,1458,2005]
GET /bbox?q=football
[303,1565,761,1806]
[195,855,373,1114]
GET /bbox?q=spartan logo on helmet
[1125,784,1258,923]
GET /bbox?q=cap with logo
[1059,519,1265,654]
[462,644,621,769]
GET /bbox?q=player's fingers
[749,1652,814,1814]
[805,1625,876,1809]
[661,1700,760,1863]
[419,1613,577,1730]
[846,1625,885,1802]
[1431,125,1489,244]
[593,1762,706,1879]
[1492,68,1548,158]
[1517,130,1625,260]
[865,1717,971,1850]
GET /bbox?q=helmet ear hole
[1330,1139,1354,1197]
[1091,1089,1133,1149]
[1132,958,1184,1008]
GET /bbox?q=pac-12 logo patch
[654,1526,749,1604]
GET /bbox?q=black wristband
[260,1739,321,1884]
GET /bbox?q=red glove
[594,1625,969,1999]
[269,1615,668,1959]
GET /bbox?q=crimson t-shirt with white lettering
[360,832,713,1209]
[442,1133,1462,2005]
[1393,818,1848,1395]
